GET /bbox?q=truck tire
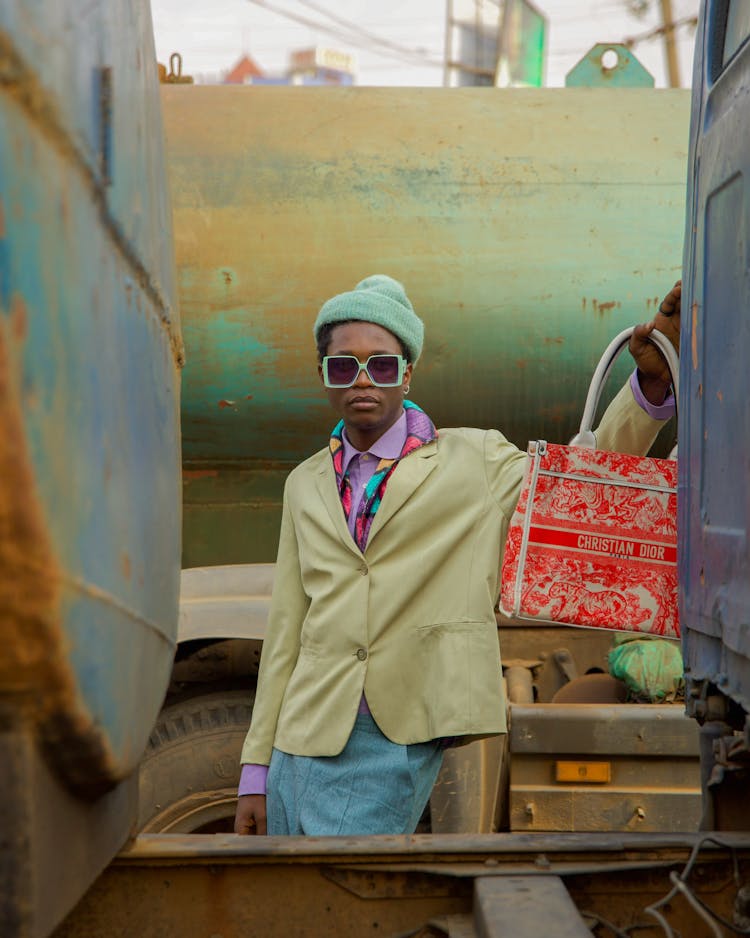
[137,688,255,833]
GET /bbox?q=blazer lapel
[315,460,363,558]
[366,440,438,546]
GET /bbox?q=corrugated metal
[161,85,689,565]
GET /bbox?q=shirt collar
[341,408,407,473]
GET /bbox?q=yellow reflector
[556,761,611,784]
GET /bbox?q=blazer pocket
[416,619,490,634]
[416,620,500,726]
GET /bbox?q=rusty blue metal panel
[1,1,182,930]
[0,0,181,840]
[680,0,750,715]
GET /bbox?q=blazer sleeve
[240,481,311,766]
[594,381,671,456]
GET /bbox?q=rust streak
[0,320,62,692]
[183,469,219,479]
[0,322,121,796]
[218,399,236,409]
[11,294,27,342]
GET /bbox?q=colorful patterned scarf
[329,401,437,551]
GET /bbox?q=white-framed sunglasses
[322,354,406,388]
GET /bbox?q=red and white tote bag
[499,328,679,638]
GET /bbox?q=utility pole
[659,0,680,87]
[443,0,453,86]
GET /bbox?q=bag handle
[569,326,679,448]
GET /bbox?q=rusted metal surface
[680,0,750,827]
[161,85,689,565]
[1,1,182,933]
[508,704,702,832]
[473,875,591,936]
[54,832,750,937]
[0,724,137,938]
[431,736,507,835]
[158,52,194,85]
[565,44,655,87]
[1,0,182,792]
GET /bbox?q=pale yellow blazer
[241,384,670,765]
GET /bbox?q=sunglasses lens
[325,356,359,386]
[367,355,400,385]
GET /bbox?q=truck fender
[178,563,276,644]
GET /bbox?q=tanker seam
[61,574,177,646]
[538,469,675,494]
[0,29,184,367]
[514,446,542,616]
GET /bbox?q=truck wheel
[137,688,255,833]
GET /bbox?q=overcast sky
[151,0,699,88]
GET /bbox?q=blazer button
[360,565,368,576]
[356,648,368,661]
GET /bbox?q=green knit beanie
[313,274,424,363]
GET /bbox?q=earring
[404,385,410,394]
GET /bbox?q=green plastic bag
[607,636,684,703]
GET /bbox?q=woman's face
[318,321,412,450]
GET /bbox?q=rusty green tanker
[163,82,689,568]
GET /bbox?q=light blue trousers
[266,712,444,836]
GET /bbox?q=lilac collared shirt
[238,410,407,797]
[340,410,408,539]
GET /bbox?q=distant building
[223,54,264,84]
[287,47,356,85]
[239,47,356,86]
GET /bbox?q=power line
[244,0,444,67]
[295,0,436,58]
[625,12,698,47]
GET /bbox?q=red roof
[224,55,264,84]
